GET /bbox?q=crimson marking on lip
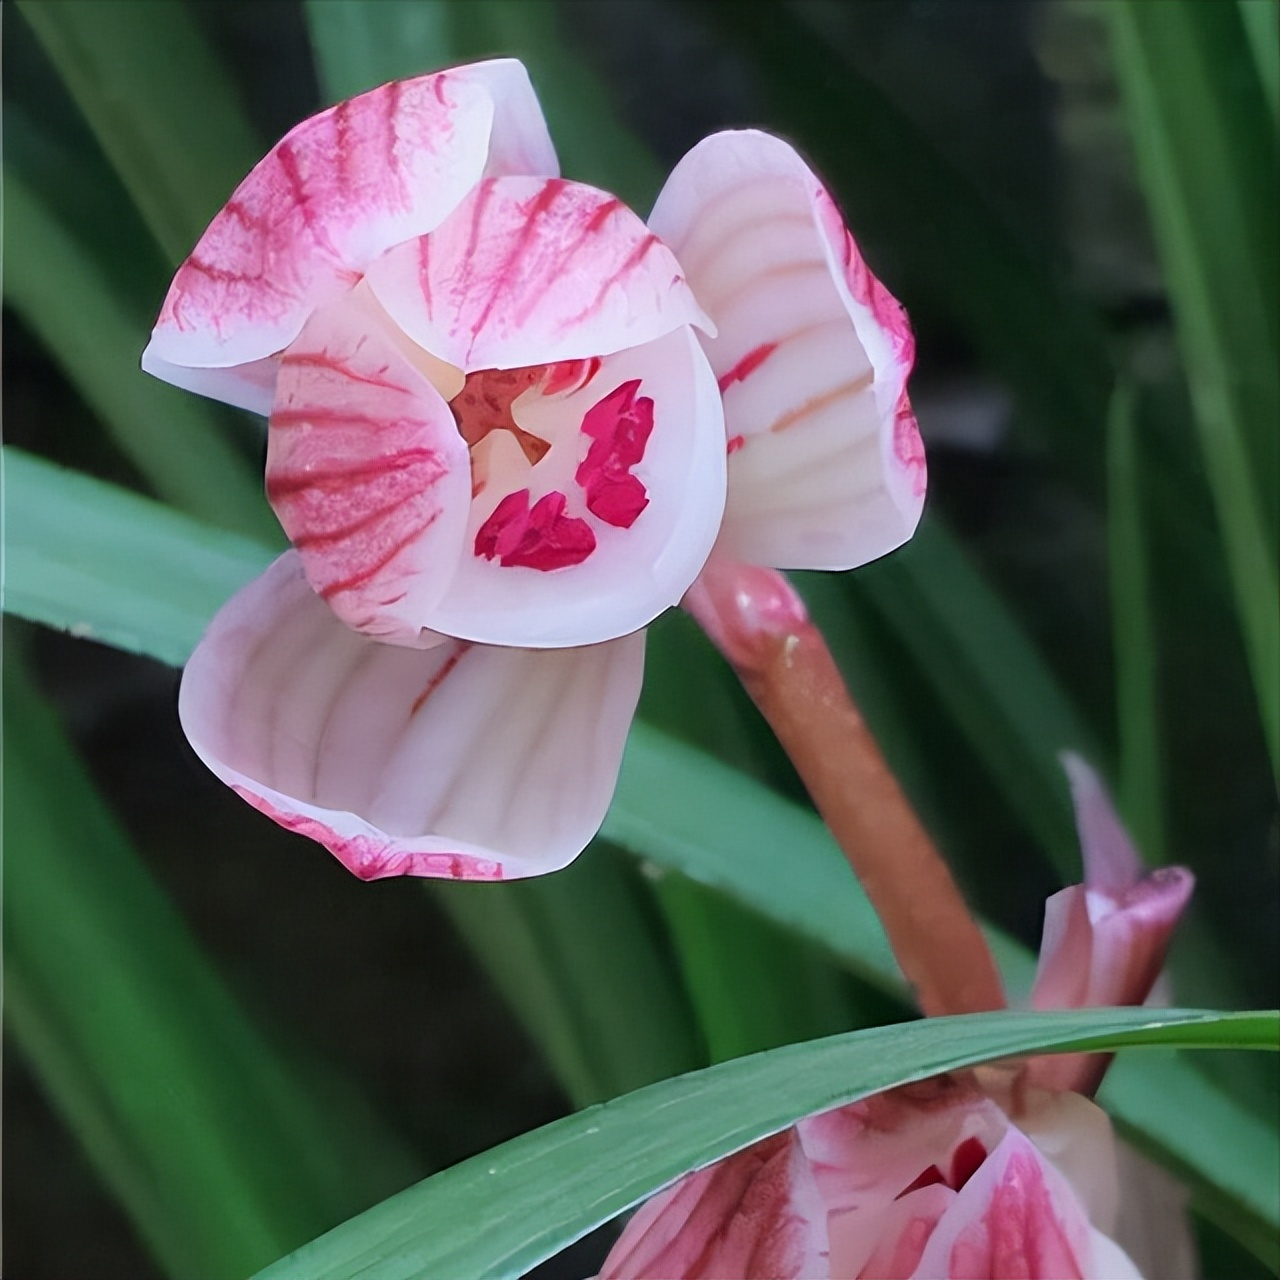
[474,489,596,570]
[716,341,778,393]
[574,380,653,529]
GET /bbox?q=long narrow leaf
[1108,0,1280,771]
[644,610,866,1062]
[16,0,261,263]
[4,175,276,542]
[6,454,1276,1242]
[435,844,703,1109]
[251,1008,1276,1280]
[1107,381,1165,860]
[2,449,273,666]
[853,516,1100,878]
[1238,0,1280,126]
[4,655,422,1279]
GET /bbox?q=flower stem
[684,558,1005,1018]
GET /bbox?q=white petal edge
[180,552,645,880]
[143,60,557,407]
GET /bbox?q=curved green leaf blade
[2,448,272,666]
[851,518,1101,878]
[1108,0,1280,771]
[5,654,422,1279]
[253,1008,1276,1280]
[16,0,261,263]
[6,458,1276,1247]
[435,843,703,1109]
[4,175,277,542]
[1107,382,1165,860]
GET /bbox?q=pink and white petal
[649,130,923,571]
[1110,1141,1196,1280]
[831,1184,955,1280]
[911,1127,1097,1280]
[1030,886,1095,1013]
[266,295,471,646]
[600,1131,830,1280]
[145,62,542,388]
[1084,1229,1144,1280]
[365,176,711,373]
[426,326,726,647]
[179,553,645,881]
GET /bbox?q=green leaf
[305,0,663,209]
[16,0,262,264]
[4,653,422,1280]
[852,516,1101,879]
[2,448,272,666]
[1106,381,1165,860]
[252,1007,1276,1280]
[1108,0,1280,772]
[1238,0,1280,126]
[6,458,1275,1246]
[435,843,703,1108]
[3,175,277,542]
[653,876,865,1061]
[643,609,865,1063]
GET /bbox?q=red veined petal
[179,553,645,881]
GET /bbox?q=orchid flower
[598,759,1195,1280]
[146,62,921,881]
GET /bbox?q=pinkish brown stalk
[685,557,1005,1018]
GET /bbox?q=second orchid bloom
[147,60,924,879]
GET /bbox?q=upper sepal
[143,61,557,407]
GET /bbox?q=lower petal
[179,553,645,880]
[600,1130,830,1280]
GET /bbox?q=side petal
[1028,886,1095,1013]
[179,553,645,881]
[1030,756,1195,1093]
[425,326,726,647]
[266,294,471,646]
[144,61,555,399]
[649,130,924,571]
[365,176,711,373]
[600,1131,830,1280]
